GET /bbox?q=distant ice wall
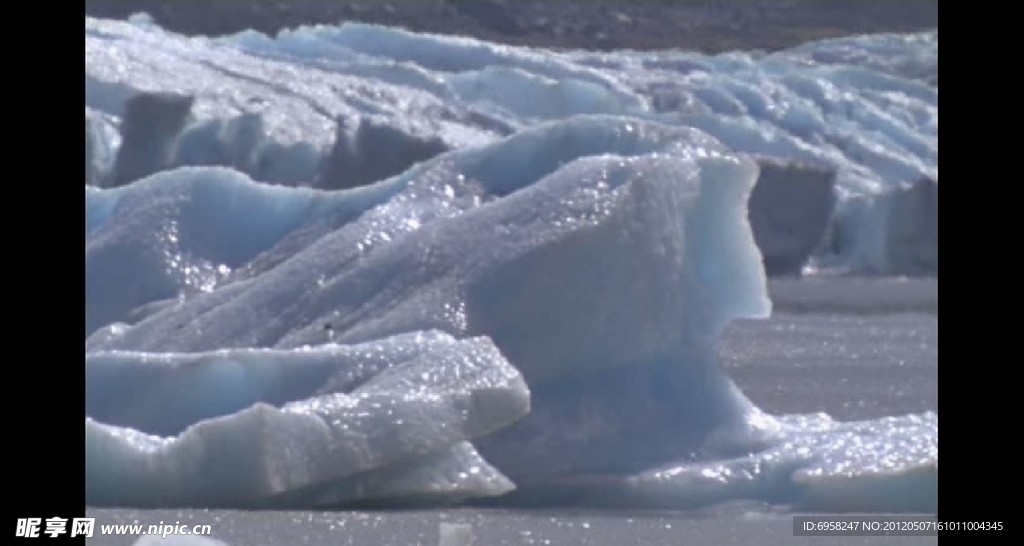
[85,17,505,188]
[85,16,936,274]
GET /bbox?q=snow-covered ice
[84,16,937,511]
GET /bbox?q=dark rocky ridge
[85,0,937,53]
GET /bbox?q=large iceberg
[84,16,937,511]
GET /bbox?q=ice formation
[84,16,937,511]
[87,332,527,506]
[86,17,936,275]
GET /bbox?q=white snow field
[84,16,937,512]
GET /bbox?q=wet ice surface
[86,506,935,546]
[722,313,936,421]
[767,277,937,316]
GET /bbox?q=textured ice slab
[87,332,528,507]
[84,67,937,512]
[86,115,762,505]
[86,166,407,336]
[85,16,936,274]
[86,117,764,368]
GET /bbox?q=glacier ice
[84,16,937,511]
[85,16,936,275]
[86,116,753,355]
[85,166,411,337]
[85,17,505,188]
[87,332,528,507]
[835,177,938,275]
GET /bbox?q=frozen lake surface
[85,505,937,546]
